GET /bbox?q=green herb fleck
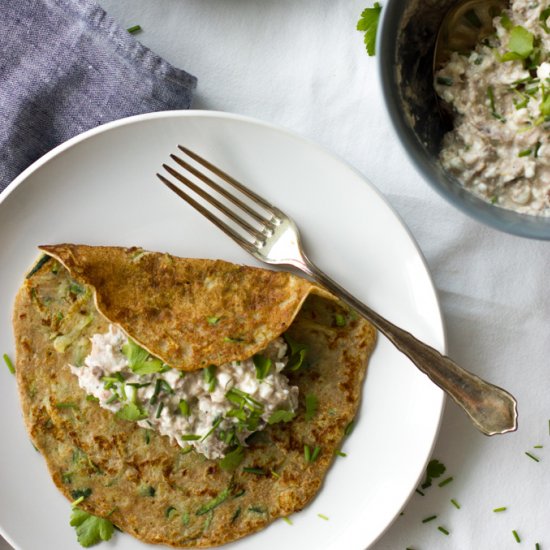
[344,420,355,436]
[525,451,540,462]
[450,499,461,509]
[253,354,272,380]
[436,76,454,86]
[357,2,382,56]
[165,506,177,519]
[493,507,507,512]
[422,515,437,523]
[231,507,241,524]
[86,395,99,403]
[122,339,166,375]
[284,334,309,371]
[248,506,266,514]
[56,402,79,410]
[305,393,318,421]
[318,513,329,521]
[421,459,446,489]
[71,488,92,500]
[438,526,450,535]
[116,402,148,422]
[70,507,115,548]
[139,485,155,497]
[534,445,543,449]
[335,450,347,457]
[438,476,453,487]
[127,25,142,34]
[518,148,532,157]
[181,434,201,441]
[207,316,220,325]
[178,399,190,416]
[268,409,295,424]
[196,487,231,516]
[3,354,15,374]
[334,313,346,327]
[224,336,244,343]
[502,26,534,61]
[282,516,293,525]
[26,254,52,278]
[220,446,245,471]
[512,530,521,543]
[243,467,266,475]
[203,364,217,392]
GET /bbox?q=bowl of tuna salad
[378,0,550,239]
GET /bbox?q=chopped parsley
[420,459,446,489]
[357,2,382,56]
[70,508,115,548]
[502,26,534,61]
[253,354,272,380]
[116,402,148,422]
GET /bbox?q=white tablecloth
[3,1,549,548]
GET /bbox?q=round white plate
[0,111,444,550]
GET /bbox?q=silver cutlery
[157,146,518,436]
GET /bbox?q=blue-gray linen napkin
[0,0,197,192]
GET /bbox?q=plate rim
[0,109,446,549]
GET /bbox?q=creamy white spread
[435,0,550,214]
[71,325,298,459]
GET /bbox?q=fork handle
[300,260,517,436]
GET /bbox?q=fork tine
[162,164,266,243]
[157,173,258,254]
[178,146,283,219]
[170,153,272,227]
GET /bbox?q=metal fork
[157,146,517,436]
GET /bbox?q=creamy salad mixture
[71,325,298,459]
[435,0,550,214]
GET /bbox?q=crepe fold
[13,245,376,547]
[39,244,335,371]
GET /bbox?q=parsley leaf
[284,334,308,371]
[420,458,446,489]
[357,2,382,56]
[116,402,148,422]
[268,409,296,424]
[253,354,272,380]
[122,339,166,374]
[70,508,114,548]
[501,26,534,61]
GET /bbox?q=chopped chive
[3,354,15,374]
[493,507,507,512]
[55,402,79,409]
[181,434,201,441]
[317,514,329,521]
[144,430,151,445]
[415,489,425,496]
[438,477,453,487]
[201,417,222,441]
[207,316,220,325]
[534,445,543,449]
[270,469,280,479]
[304,445,311,463]
[450,499,461,509]
[106,394,118,405]
[165,506,177,519]
[242,467,266,475]
[71,496,85,507]
[180,446,193,455]
[155,401,164,419]
[311,446,321,462]
[335,450,347,457]
[525,451,540,462]
[344,420,355,436]
[512,530,521,543]
[518,148,532,157]
[536,543,540,550]
[203,364,217,392]
[179,399,190,416]
[127,25,142,34]
[422,515,437,523]
[438,526,450,535]
[282,516,293,525]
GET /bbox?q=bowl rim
[377,0,550,241]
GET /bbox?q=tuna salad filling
[70,325,299,459]
[435,0,550,214]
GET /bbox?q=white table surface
[3,1,550,549]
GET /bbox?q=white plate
[0,111,444,550]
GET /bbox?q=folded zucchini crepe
[13,244,376,548]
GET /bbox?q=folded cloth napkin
[0,0,197,192]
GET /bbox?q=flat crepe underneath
[40,244,334,371]
[13,256,376,547]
